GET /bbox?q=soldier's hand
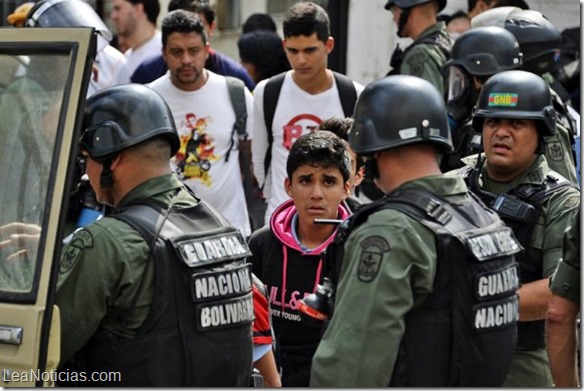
[0,223,41,261]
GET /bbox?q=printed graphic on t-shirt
[175,112,218,186]
[268,285,311,322]
[282,114,321,149]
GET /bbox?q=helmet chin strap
[364,157,380,180]
[100,159,114,188]
[397,8,410,38]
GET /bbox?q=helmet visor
[447,66,469,103]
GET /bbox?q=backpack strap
[262,73,286,179]
[332,71,358,118]
[109,199,174,329]
[261,71,358,187]
[329,188,471,295]
[225,76,258,222]
[225,76,248,162]
[383,189,471,234]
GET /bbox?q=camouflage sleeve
[544,123,578,186]
[56,219,150,364]
[401,45,445,96]
[550,209,580,303]
[541,188,580,277]
[310,210,436,387]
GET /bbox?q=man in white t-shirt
[250,2,364,225]
[88,45,127,96]
[111,0,161,83]
[149,9,253,237]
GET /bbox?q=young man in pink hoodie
[247,131,351,386]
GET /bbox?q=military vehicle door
[0,27,96,387]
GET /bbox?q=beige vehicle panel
[0,27,94,387]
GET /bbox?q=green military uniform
[549,209,580,303]
[400,21,450,96]
[457,154,580,387]
[543,87,578,185]
[310,175,468,387]
[56,174,195,364]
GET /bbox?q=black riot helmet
[384,0,446,12]
[444,26,522,122]
[80,84,180,162]
[503,10,561,75]
[445,27,522,76]
[24,0,112,51]
[384,0,446,38]
[470,6,520,29]
[350,75,453,155]
[472,70,556,138]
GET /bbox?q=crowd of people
[1,0,581,387]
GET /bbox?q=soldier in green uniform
[56,84,253,386]
[385,0,451,95]
[310,75,521,387]
[546,209,580,387]
[441,26,522,172]
[480,9,580,186]
[452,70,581,387]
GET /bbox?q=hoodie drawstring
[281,244,288,312]
[280,244,324,313]
[313,258,323,293]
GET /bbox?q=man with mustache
[451,70,580,387]
[148,9,253,238]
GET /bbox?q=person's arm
[546,210,581,387]
[56,223,147,363]
[517,279,553,321]
[530,192,581,322]
[253,348,281,387]
[250,80,268,189]
[310,213,436,387]
[545,293,580,387]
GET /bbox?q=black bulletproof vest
[329,188,520,387]
[64,194,253,386]
[464,168,573,349]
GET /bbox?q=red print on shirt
[282,114,322,149]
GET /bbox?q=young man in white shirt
[250,1,364,225]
